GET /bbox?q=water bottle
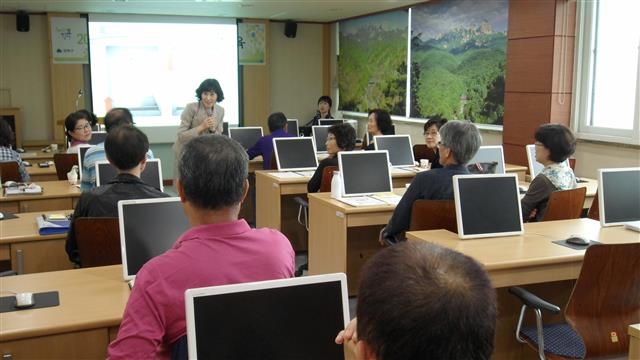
[331,171,343,199]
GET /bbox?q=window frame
[572,0,640,145]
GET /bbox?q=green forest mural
[338,0,508,125]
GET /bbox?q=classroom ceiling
[0,0,426,23]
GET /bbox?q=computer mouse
[15,292,35,308]
[566,235,590,246]
[0,212,4,220]
[16,148,25,153]
[23,161,31,167]
[3,180,17,187]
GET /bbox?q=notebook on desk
[118,197,190,288]
[185,273,349,360]
[336,150,401,207]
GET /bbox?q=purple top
[247,129,294,170]
[108,219,295,359]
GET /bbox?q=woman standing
[172,78,225,184]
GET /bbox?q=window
[573,0,640,145]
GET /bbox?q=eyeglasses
[423,131,439,137]
[74,123,91,131]
[437,141,447,148]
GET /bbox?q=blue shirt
[81,142,154,190]
[246,129,294,170]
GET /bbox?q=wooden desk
[0,210,74,274]
[505,163,527,182]
[307,191,402,294]
[630,324,640,360]
[26,164,58,182]
[0,265,128,359]
[406,219,640,359]
[19,150,56,162]
[0,180,80,213]
[256,170,414,253]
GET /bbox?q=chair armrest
[508,286,561,314]
[293,196,308,208]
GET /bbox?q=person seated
[247,111,294,170]
[304,95,334,127]
[307,123,356,193]
[380,120,482,244]
[363,109,394,150]
[420,115,448,169]
[66,125,169,267]
[0,119,29,182]
[335,241,497,360]
[64,110,93,153]
[76,109,99,130]
[81,108,154,190]
[107,135,294,359]
[521,123,577,221]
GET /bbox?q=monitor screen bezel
[118,196,185,281]
[467,145,506,174]
[338,150,393,197]
[76,144,94,182]
[318,119,345,126]
[453,173,524,239]
[228,127,264,150]
[598,167,640,227]
[286,119,300,137]
[88,131,107,145]
[373,134,415,167]
[311,125,331,153]
[185,273,350,360]
[95,158,164,192]
[272,137,319,172]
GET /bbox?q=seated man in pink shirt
[108,134,295,359]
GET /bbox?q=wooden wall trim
[241,19,270,127]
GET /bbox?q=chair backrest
[74,217,121,267]
[541,187,587,221]
[565,243,640,358]
[587,190,599,221]
[0,161,21,182]
[412,144,437,163]
[409,199,457,233]
[319,165,338,193]
[53,153,79,180]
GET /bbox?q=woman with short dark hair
[521,124,577,221]
[421,115,448,169]
[363,109,394,150]
[64,111,93,153]
[0,118,29,182]
[307,123,356,193]
[305,95,334,127]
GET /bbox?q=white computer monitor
[374,134,415,167]
[338,150,392,197]
[453,173,523,239]
[272,137,319,171]
[185,273,349,360]
[228,127,264,150]
[88,131,107,145]
[598,167,640,227]
[118,197,190,282]
[76,144,93,182]
[286,119,299,137]
[318,119,344,126]
[312,125,330,153]
[525,144,570,178]
[95,159,164,192]
[466,145,506,174]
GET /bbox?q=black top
[65,173,170,266]
[307,156,338,193]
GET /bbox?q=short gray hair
[439,120,482,165]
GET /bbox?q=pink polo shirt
[108,219,295,359]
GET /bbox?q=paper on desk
[270,172,304,179]
[370,192,402,205]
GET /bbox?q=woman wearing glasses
[307,123,356,193]
[421,115,448,169]
[65,110,94,153]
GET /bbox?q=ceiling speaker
[16,11,29,32]
[284,21,297,38]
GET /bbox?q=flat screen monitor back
[598,167,640,226]
[338,150,392,196]
[453,173,523,239]
[228,127,263,150]
[273,137,318,171]
[374,135,415,167]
